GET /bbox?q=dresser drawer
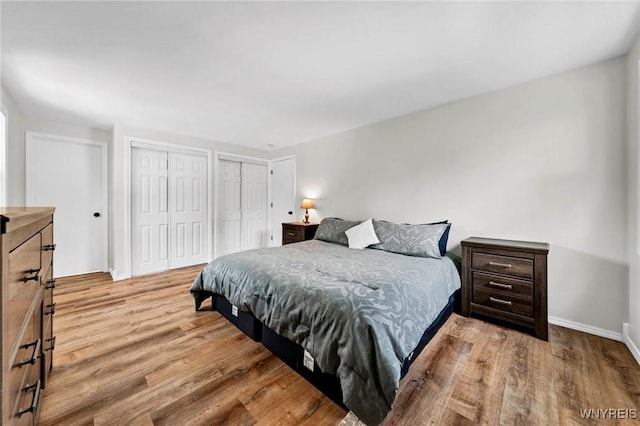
[472,289,533,317]
[42,314,55,384]
[12,362,41,426]
[40,222,54,272]
[7,232,42,347]
[8,308,42,426]
[41,262,54,304]
[472,272,532,300]
[471,252,533,279]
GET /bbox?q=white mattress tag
[303,349,315,371]
[231,305,238,317]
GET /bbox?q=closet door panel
[218,160,242,256]
[169,152,208,268]
[241,163,268,251]
[131,148,169,275]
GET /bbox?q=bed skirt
[192,290,456,410]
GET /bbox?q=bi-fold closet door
[217,159,268,257]
[132,147,208,276]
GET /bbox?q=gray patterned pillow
[314,217,361,246]
[371,220,448,258]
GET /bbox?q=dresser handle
[24,268,40,282]
[43,244,56,251]
[287,232,295,236]
[45,336,56,352]
[45,303,56,316]
[16,380,41,417]
[488,281,513,290]
[488,261,512,268]
[45,279,56,290]
[17,338,41,368]
[489,297,512,306]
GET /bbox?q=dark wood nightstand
[461,237,549,340]
[282,222,319,245]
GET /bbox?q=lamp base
[304,209,310,224]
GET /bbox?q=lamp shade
[300,198,314,209]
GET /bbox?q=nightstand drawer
[283,228,303,243]
[472,289,533,317]
[282,222,318,245]
[471,252,533,279]
[472,272,532,300]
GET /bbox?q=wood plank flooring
[39,266,640,425]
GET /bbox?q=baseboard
[623,323,640,365]
[548,316,623,342]
[108,269,129,281]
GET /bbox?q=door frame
[0,105,7,206]
[125,136,212,278]
[270,155,296,247]
[213,151,270,259]
[25,131,109,272]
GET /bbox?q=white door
[131,148,169,275]
[271,157,295,246]
[217,160,242,256]
[242,163,268,250]
[26,133,107,277]
[169,152,208,268]
[216,159,269,256]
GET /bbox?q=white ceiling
[2,1,639,150]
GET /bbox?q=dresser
[461,237,549,340]
[1,208,56,425]
[282,222,319,245]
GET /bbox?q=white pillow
[345,218,380,249]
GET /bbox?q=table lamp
[300,198,314,224]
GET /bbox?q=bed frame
[192,289,458,409]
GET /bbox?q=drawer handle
[488,281,513,290]
[287,232,296,236]
[16,379,41,417]
[488,261,512,268]
[45,336,56,352]
[45,303,56,316]
[43,244,56,251]
[45,279,56,290]
[17,338,41,368]
[24,268,40,282]
[489,297,512,306]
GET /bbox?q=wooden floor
[39,266,640,425]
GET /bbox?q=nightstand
[282,222,319,245]
[461,237,549,340]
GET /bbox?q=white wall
[110,123,268,279]
[2,86,25,205]
[627,35,640,361]
[273,57,628,336]
[1,86,111,206]
[0,89,271,280]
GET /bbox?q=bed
[190,218,461,425]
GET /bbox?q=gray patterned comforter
[190,240,460,425]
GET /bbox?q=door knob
[288,211,293,215]
[93,212,101,217]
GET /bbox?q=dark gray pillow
[371,220,448,258]
[314,217,361,246]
